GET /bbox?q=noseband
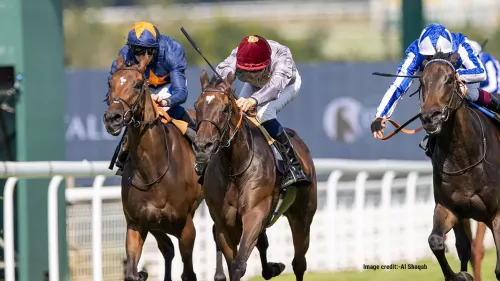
[105,67,159,128]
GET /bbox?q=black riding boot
[274,130,310,188]
[419,134,437,158]
[115,149,129,175]
[181,111,197,143]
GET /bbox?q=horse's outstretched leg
[124,224,149,281]
[429,204,472,281]
[454,219,472,273]
[230,210,267,281]
[256,231,286,280]
[177,215,197,281]
[489,215,500,280]
[471,221,487,281]
[212,224,227,281]
[215,225,238,281]
[150,230,175,281]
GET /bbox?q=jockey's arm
[251,56,293,106]
[375,42,422,119]
[163,43,188,107]
[456,38,486,83]
[216,48,238,79]
[105,46,130,105]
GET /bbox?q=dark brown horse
[103,54,202,281]
[192,70,317,281]
[419,51,500,281]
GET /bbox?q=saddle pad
[245,116,275,145]
[153,101,188,135]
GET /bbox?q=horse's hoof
[453,271,473,281]
[262,262,286,280]
[214,273,226,281]
[138,271,148,281]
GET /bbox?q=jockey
[469,40,500,95]
[370,23,498,157]
[214,35,309,189]
[106,21,197,172]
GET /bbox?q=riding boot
[181,111,197,143]
[274,130,310,188]
[419,134,437,158]
[115,135,129,176]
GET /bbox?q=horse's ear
[450,51,459,66]
[226,71,235,86]
[116,55,125,69]
[200,69,209,89]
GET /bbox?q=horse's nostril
[113,114,122,123]
[204,142,214,151]
[431,111,442,119]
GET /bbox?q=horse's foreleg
[489,215,500,280]
[429,204,471,281]
[215,225,238,281]
[454,219,472,272]
[230,210,266,281]
[177,215,197,281]
[472,221,487,281]
[212,224,227,281]
[256,231,285,280]
[150,230,175,281]
[124,224,148,281]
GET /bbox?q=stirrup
[419,135,429,151]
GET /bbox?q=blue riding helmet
[126,21,160,48]
[418,23,454,56]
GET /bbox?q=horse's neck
[438,107,484,164]
[127,97,169,182]
[220,116,251,175]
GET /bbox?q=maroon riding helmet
[236,35,272,71]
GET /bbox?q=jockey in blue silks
[106,21,197,172]
[469,40,500,95]
[370,23,499,157]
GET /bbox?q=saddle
[245,116,297,228]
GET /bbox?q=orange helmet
[236,35,271,71]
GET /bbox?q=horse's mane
[430,51,452,61]
[208,74,225,87]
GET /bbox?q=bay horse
[192,70,317,281]
[419,51,500,280]
[103,54,202,281]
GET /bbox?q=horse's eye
[134,82,143,89]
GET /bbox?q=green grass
[249,248,499,281]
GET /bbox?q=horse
[192,70,317,281]
[103,54,202,281]
[419,51,500,281]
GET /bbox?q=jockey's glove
[370,117,384,133]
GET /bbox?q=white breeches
[239,72,302,123]
[149,83,172,111]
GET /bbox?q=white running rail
[1,159,494,281]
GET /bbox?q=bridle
[420,58,467,122]
[195,86,255,177]
[105,66,160,128]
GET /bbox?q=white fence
[1,159,495,281]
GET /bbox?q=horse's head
[193,70,237,165]
[104,55,149,136]
[419,51,463,135]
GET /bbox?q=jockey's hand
[151,94,169,107]
[370,117,386,139]
[236,97,257,112]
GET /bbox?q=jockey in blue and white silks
[470,40,500,95]
[370,23,500,157]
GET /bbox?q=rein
[375,58,468,140]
